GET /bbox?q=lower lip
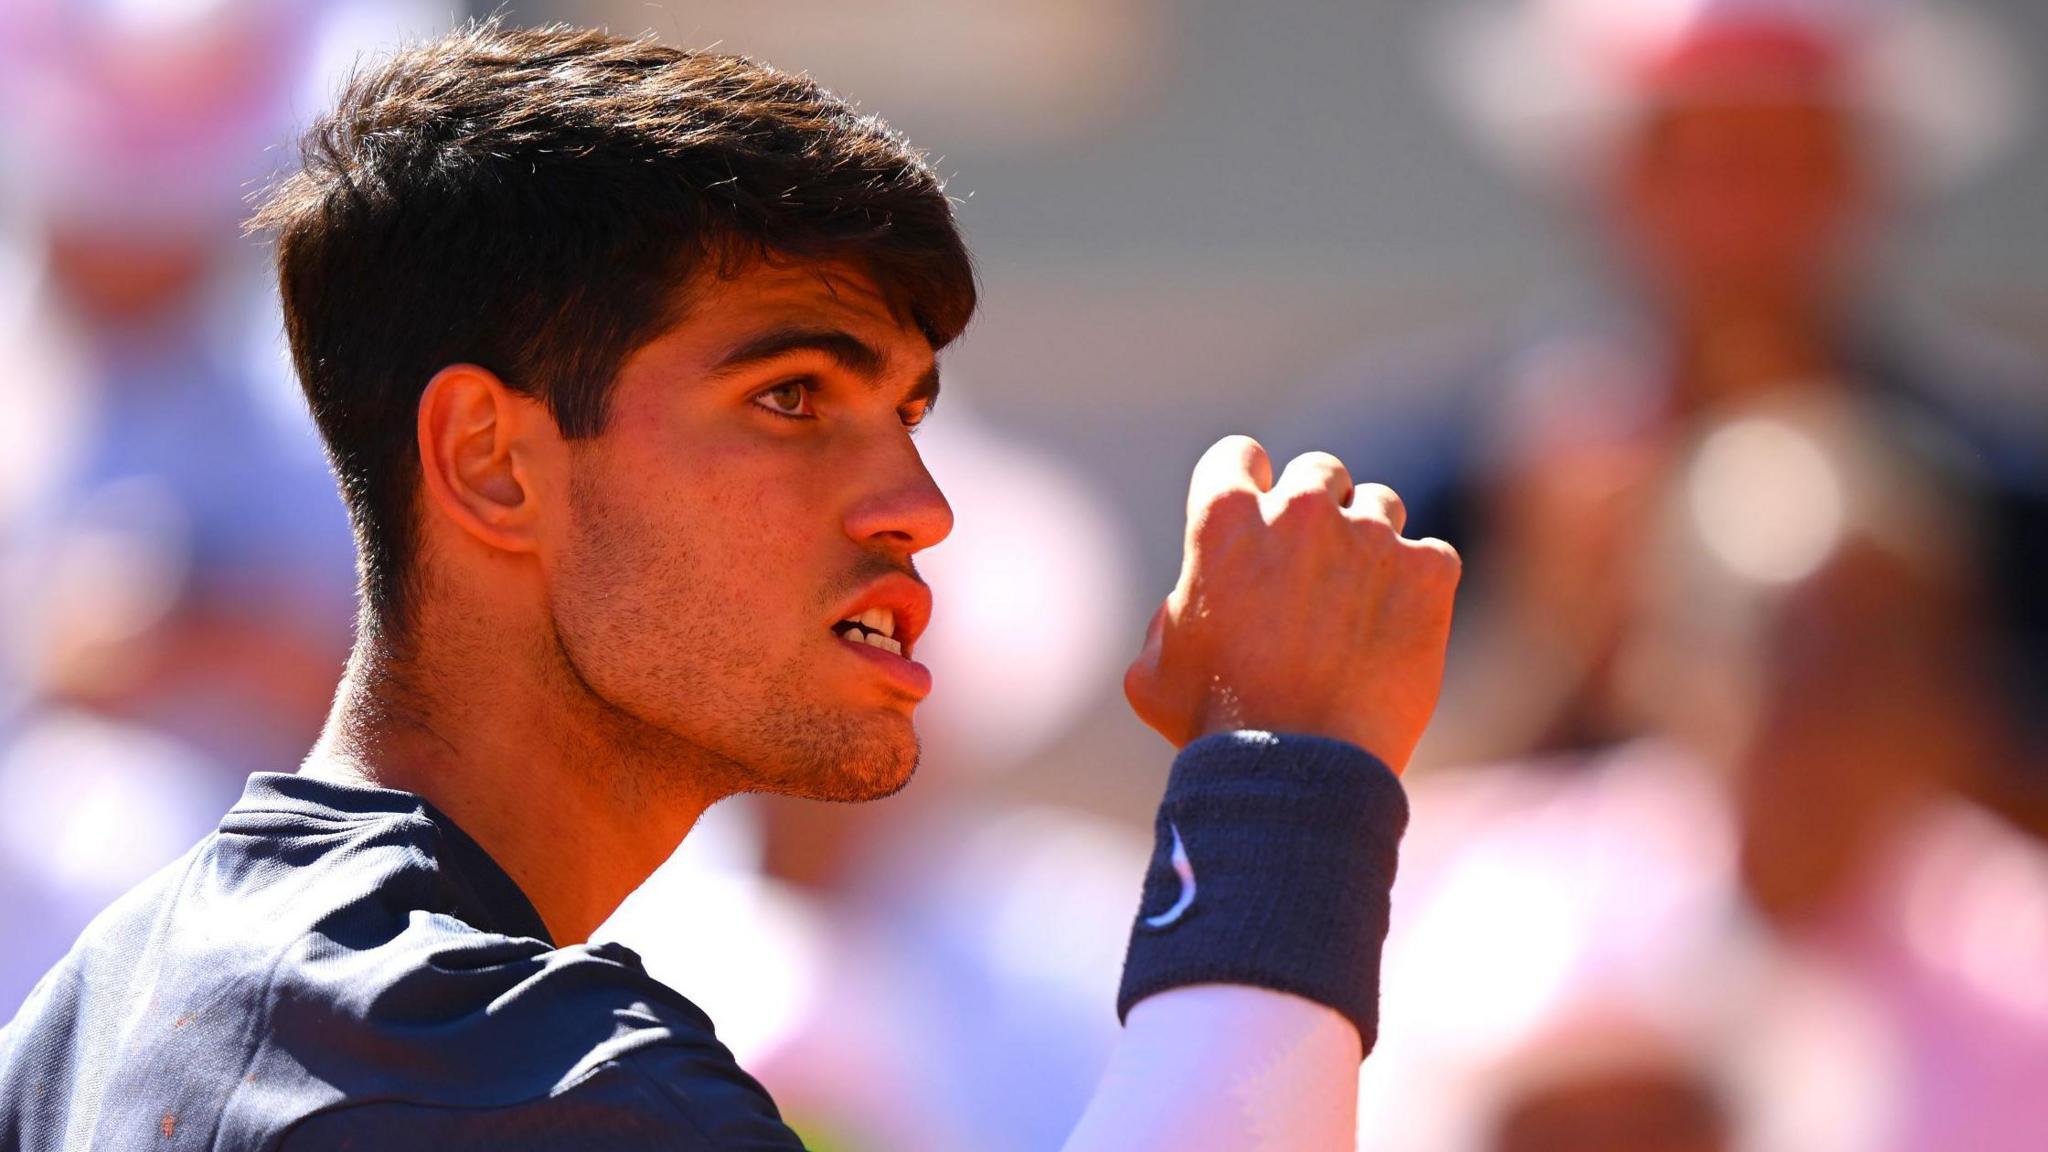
[836,634,933,700]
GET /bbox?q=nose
[843,436,954,556]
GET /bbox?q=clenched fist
[1124,436,1461,773]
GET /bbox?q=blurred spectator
[0,0,436,1011]
[1274,2,2048,1147]
[1271,0,2048,795]
[1633,397,2048,1150]
[1483,1011,1736,1152]
[1361,410,2048,1150]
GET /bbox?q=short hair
[250,21,976,645]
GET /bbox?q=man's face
[543,259,952,803]
[1613,95,1866,303]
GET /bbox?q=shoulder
[208,795,788,1142]
[8,781,796,1150]
[264,940,803,1150]
[276,1055,804,1151]
[250,919,754,1109]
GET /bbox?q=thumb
[1122,601,1171,732]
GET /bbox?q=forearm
[1062,985,1360,1152]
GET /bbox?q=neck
[303,621,716,945]
[1668,285,1839,410]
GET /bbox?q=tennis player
[0,22,1458,1150]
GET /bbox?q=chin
[825,716,921,803]
[746,709,920,804]
[832,753,917,803]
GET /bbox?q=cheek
[565,444,833,642]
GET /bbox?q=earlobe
[416,364,546,555]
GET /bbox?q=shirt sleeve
[276,1052,808,1152]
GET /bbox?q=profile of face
[539,259,952,804]
[1612,94,1868,304]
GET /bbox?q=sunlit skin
[305,258,952,945]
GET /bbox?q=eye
[899,399,933,433]
[752,380,815,419]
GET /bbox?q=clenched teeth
[834,620,904,656]
[858,607,896,638]
[834,607,898,647]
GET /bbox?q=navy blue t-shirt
[0,773,805,1150]
[2,733,1408,1150]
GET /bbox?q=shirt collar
[234,772,556,946]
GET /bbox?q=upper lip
[831,572,933,657]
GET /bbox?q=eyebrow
[707,325,941,406]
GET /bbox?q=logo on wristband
[1142,823,1198,929]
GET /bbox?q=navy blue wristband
[1115,730,1408,1055]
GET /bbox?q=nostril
[845,491,953,551]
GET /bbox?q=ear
[416,364,551,555]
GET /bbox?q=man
[1276,0,2047,776]
[0,22,1460,1150]
[1280,5,2048,1147]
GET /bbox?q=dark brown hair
[251,21,976,643]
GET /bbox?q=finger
[1137,600,1167,663]
[1348,482,1408,536]
[1122,603,1172,735]
[1186,435,1274,523]
[1268,451,1354,514]
[1407,535,1463,582]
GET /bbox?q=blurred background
[2,0,2045,1149]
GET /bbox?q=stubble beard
[734,708,919,804]
[553,476,920,809]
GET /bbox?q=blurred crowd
[1283,3,2048,1149]
[1,2,2043,1151]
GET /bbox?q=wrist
[1194,715,1409,775]
[1118,730,1410,1055]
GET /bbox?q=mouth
[832,608,905,655]
[829,573,931,658]
[828,574,934,700]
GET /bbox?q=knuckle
[1406,537,1463,582]
[1271,485,1339,528]
[1428,537,1463,572]
[1193,488,1261,543]
[1216,484,1261,513]
[1208,487,1262,524]
[1205,434,1269,477]
[1355,481,1406,517]
[1353,513,1399,548]
[1287,450,1348,478]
